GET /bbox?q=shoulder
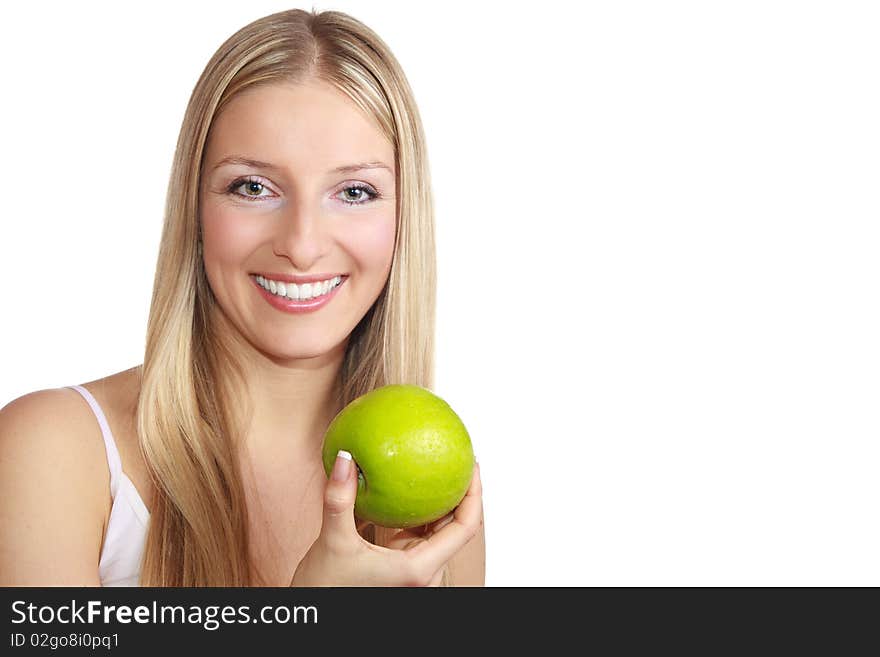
[0,385,113,585]
[0,386,111,478]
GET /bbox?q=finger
[384,528,433,551]
[427,567,446,587]
[320,450,359,545]
[386,506,466,551]
[407,463,483,576]
[378,537,447,586]
[426,512,455,535]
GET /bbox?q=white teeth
[256,275,342,301]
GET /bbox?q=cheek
[201,205,264,269]
[342,213,396,277]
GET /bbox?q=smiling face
[199,80,397,364]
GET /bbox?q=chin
[261,336,348,363]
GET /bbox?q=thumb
[321,450,359,540]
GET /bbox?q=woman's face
[199,80,397,363]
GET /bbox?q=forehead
[203,80,394,171]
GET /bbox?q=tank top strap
[67,385,123,496]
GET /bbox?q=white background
[1,1,878,586]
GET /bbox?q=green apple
[321,384,474,529]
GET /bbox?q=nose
[272,198,330,271]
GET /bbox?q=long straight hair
[137,8,437,585]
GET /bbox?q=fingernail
[332,449,352,481]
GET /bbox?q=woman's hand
[291,451,482,587]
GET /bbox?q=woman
[0,8,484,586]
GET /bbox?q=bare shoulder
[0,385,112,485]
[0,382,117,585]
[80,366,153,511]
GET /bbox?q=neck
[242,346,345,459]
[209,305,348,462]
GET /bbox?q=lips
[252,271,347,285]
[251,273,345,314]
[255,274,343,299]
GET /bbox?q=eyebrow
[210,156,392,175]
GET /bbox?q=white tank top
[68,385,149,586]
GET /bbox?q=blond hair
[137,8,436,585]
